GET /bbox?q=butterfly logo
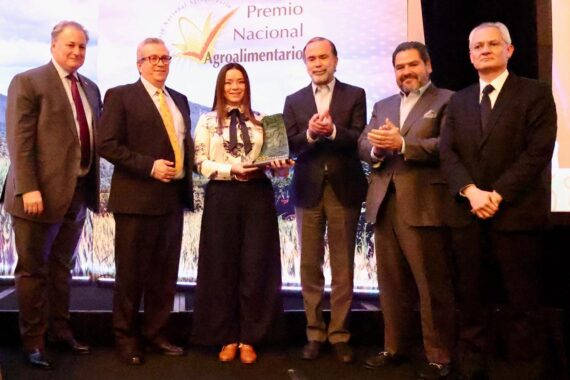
[173,8,238,63]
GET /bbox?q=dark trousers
[374,190,454,364]
[12,179,87,350]
[192,179,282,346]
[295,180,360,344]
[112,209,183,351]
[451,221,546,362]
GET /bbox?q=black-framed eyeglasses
[139,55,173,65]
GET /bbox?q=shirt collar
[400,81,431,99]
[141,76,168,98]
[479,69,509,95]
[312,77,336,95]
[51,58,76,80]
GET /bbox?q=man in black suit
[98,37,194,365]
[283,37,367,363]
[3,20,100,369]
[440,22,557,378]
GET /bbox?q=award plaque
[250,113,290,166]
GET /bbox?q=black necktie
[228,109,252,154]
[480,84,495,133]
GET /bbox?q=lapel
[384,95,401,129]
[46,62,80,142]
[400,84,437,136]
[479,73,518,148]
[133,79,165,130]
[77,73,100,120]
[328,79,343,119]
[300,83,318,117]
[167,87,190,131]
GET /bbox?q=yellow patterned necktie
[157,89,183,175]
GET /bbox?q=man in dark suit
[358,42,454,379]
[440,22,557,379]
[98,37,194,365]
[283,37,367,363]
[3,21,101,369]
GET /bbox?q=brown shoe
[239,343,257,364]
[218,343,238,362]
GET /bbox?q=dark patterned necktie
[480,84,495,133]
[68,74,91,168]
[228,109,252,154]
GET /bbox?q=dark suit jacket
[3,62,101,222]
[358,84,453,226]
[97,80,194,215]
[283,79,367,208]
[440,73,557,230]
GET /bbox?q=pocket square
[423,110,437,118]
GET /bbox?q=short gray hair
[136,37,167,61]
[468,22,512,47]
[51,20,89,43]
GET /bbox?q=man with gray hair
[440,22,557,379]
[98,37,194,365]
[3,20,101,369]
[283,37,367,363]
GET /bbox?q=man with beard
[358,41,454,379]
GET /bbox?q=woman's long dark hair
[212,62,261,129]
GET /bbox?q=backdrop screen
[0,0,407,289]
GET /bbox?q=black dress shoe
[417,362,451,379]
[332,342,354,363]
[364,351,406,369]
[24,349,54,370]
[149,341,184,356]
[50,336,90,355]
[301,341,321,360]
[118,349,145,366]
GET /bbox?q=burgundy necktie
[68,74,91,168]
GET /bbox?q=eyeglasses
[139,55,173,65]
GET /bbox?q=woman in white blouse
[191,63,292,364]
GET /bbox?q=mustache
[400,73,418,81]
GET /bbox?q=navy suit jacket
[283,79,367,208]
[98,80,194,215]
[440,73,557,230]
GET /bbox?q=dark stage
[0,283,567,380]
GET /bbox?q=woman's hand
[231,163,260,180]
[268,159,294,177]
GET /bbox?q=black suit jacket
[283,79,367,208]
[440,73,557,230]
[98,80,194,215]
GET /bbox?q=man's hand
[463,185,500,219]
[308,110,334,138]
[22,190,44,216]
[152,159,177,182]
[368,118,403,152]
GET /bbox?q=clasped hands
[308,110,334,139]
[463,185,503,219]
[366,117,403,157]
